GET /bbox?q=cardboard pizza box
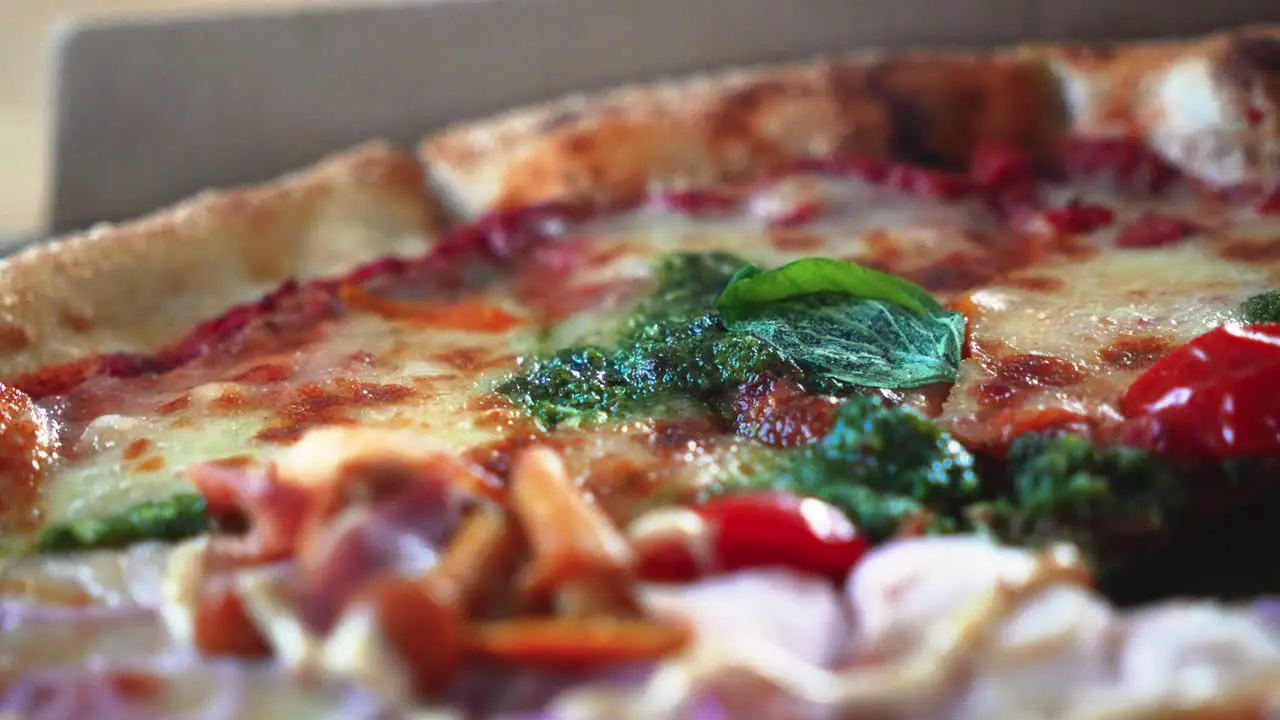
[45,0,1280,236]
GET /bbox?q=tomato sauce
[731,376,842,448]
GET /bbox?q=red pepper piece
[631,493,871,583]
[697,492,870,581]
[1120,324,1280,458]
[1043,200,1115,234]
[1114,212,1198,248]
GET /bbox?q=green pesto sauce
[738,395,978,540]
[1239,290,1280,324]
[975,433,1189,559]
[32,493,210,553]
[497,252,792,429]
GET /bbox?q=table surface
[0,0,317,245]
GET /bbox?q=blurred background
[0,0,320,243]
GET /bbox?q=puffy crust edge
[1032,25,1280,188]
[420,26,1280,219]
[0,141,439,377]
[419,49,1064,218]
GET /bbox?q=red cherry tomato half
[695,492,870,581]
[1120,323,1280,458]
[631,493,871,584]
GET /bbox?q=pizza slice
[1,25,1280,720]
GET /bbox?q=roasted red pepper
[633,492,870,583]
[1120,323,1280,458]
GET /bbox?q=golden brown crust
[421,26,1280,219]
[419,51,1063,218]
[0,142,439,377]
[1029,25,1280,187]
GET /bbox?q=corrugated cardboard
[48,0,1280,235]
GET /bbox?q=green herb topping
[500,253,965,429]
[1238,290,1280,324]
[33,493,211,553]
[498,252,791,429]
[756,394,981,540]
[717,258,966,391]
[972,433,1187,555]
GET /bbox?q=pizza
[3,24,1280,719]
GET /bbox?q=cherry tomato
[631,492,870,583]
[1120,323,1280,458]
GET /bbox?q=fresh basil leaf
[716,257,944,320]
[724,293,965,389]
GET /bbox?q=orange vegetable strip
[466,617,691,668]
[509,448,635,606]
[425,505,520,615]
[355,576,465,697]
[340,283,523,332]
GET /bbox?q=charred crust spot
[861,62,945,168]
[59,307,93,334]
[0,321,33,352]
[705,79,798,163]
[1221,33,1280,90]
[561,132,597,157]
[1097,334,1172,370]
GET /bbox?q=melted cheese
[21,171,1004,542]
[6,164,1280,717]
[942,192,1280,442]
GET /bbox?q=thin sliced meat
[189,460,311,564]
[843,536,1044,659]
[296,469,469,633]
[643,570,850,668]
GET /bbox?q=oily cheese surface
[12,164,1280,549]
[14,170,1003,544]
[942,185,1280,444]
